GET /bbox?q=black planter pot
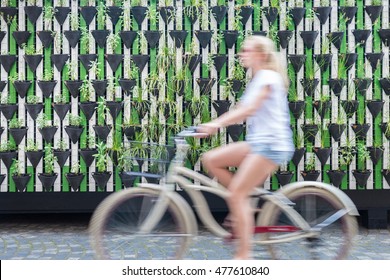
[327,31,344,50]
[0,173,5,186]
[143,30,161,48]
[12,174,31,192]
[263,7,278,25]
[313,6,332,25]
[38,173,58,192]
[119,31,138,48]
[314,54,332,73]
[37,30,54,49]
[0,126,3,137]
[79,54,98,71]
[66,173,85,192]
[64,80,83,98]
[91,30,110,48]
[64,126,84,144]
[301,170,321,181]
[131,6,148,25]
[184,54,202,73]
[79,6,97,26]
[93,125,112,142]
[53,103,70,121]
[131,55,149,72]
[328,78,346,97]
[288,101,305,119]
[379,78,390,95]
[12,31,31,47]
[382,170,390,186]
[106,101,123,119]
[92,80,108,97]
[367,146,383,165]
[313,100,330,119]
[301,124,319,143]
[327,170,346,188]
[341,100,359,117]
[328,123,346,142]
[79,149,97,167]
[54,6,71,25]
[213,55,227,72]
[104,54,123,72]
[93,171,112,191]
[367,100,384,119]
[0,80,6,93]
[26,150,44,168]
[300,78,319,97]
[211,6,227,24]
[0,54,17,73]
[300,31,318,49]
[51,54,69,72]
[365,52,383,70]
[351,124,370,140]
[79,101,97,122]
[288,54,306,72]
[227,124,244,142]
[159,6,174,24]
[9,127,28,146]
[38,126,58,143]
[365,5,383,22]
[339,53,357,70]
[0,7,18,23]
[238,6,253,25]
[118,78,136,95]
[380,123,390,140]
[0,104,18,119]
[252,31,267,37]
[352,170,371,187]
[212,100,231,117]
[24,5,42,25]
[275,171,294,186]
[120,172,137,188]
[196,78,216,95]
[352,29,371,46]
[354,78,372,95]
[13,80,32,98]
[228,79,243,93]
[123,125,141,140]
[169,30,188,48]
[54,149,71,168]
[291,147,306,166]
[195,30,213,49]
[25,103,44,120]
[24,54,43,73]
[0,151,17,169]
[64,30,81,48]
[378,29,390,47]
[313,147,332,166]
[222,30,239,49]
[290,7,306,26]
[277,30,293,49]
[106,6,122,26]
[338,6,357,25]
[0,31,4,44]
[38,80,57,98]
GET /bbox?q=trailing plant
[80,78,94,101]
[107,32,120,53]
[107,76,117,100]
[96,98,109,126]
[156,47,174,74]
[66,60,78,81]
[89,60,102,79]
[121,4,132,30]
[70,12,79,31]
[80,27,91,51]
[97,1,107,27]
[146,7,158,27]
[43,6,55,30]
[43,145,56,174]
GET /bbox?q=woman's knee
[201,150,218,170]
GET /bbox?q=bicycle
[89,128,359,260]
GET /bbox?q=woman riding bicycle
[198,35,294,259]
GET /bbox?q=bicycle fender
[279,181,359,216]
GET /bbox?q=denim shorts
[248,142,294,166]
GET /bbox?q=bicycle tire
[89,187,193,260]
[256,186,358,260]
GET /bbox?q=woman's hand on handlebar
[197,123,220,137]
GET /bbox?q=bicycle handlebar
[176,126,208,138]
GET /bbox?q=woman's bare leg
[228,155,278,259]
[201,142,251,187]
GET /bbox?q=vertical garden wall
[0,0,389,201]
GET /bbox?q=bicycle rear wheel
[256,187,358,259]
[89,188,193,259]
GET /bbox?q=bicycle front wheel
[256,187,358,259]
[89,188,193,260]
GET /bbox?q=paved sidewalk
[0,214,389,260]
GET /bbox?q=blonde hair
[244,36,290,90]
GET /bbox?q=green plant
[8,118,24,129]
[26,95,40,104]
[43,6,55,30]
[0,94,10,104]
[22,44,42,55]
[146,7,159,27]
[356,107,365,125]
[356,142,370,171]
[68,114,82,127]
[107,32,120,53]
[97,98,109,126]
[121,5,132,30]
[54,92,67,104]
[384,123,390,139]
[157,100,177,116]
[80,27,91,51]
[10,159,23,177]
[36,114,52,129]
[43,145,56,174]
[80,78,94,101]
[320,0,330,6]
[339,139,355,168]
[70,162,81,174]
[230,59,246,81]
[156,47,174,74]
[304,153,316,171]
[145,72,164,95]
[97,1,107,26]
[89,60,102,78]
[94,142,108,173]
[66,60,78,81]
[26,139,39,152]
[56,139,67,151]
[40,68,54,81]
[83,135,96,149]
[293,131,304,148]
[107,76,117,100]
[70,12,79,31]
[147,115,164,142]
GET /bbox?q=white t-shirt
[241,70,294,151]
